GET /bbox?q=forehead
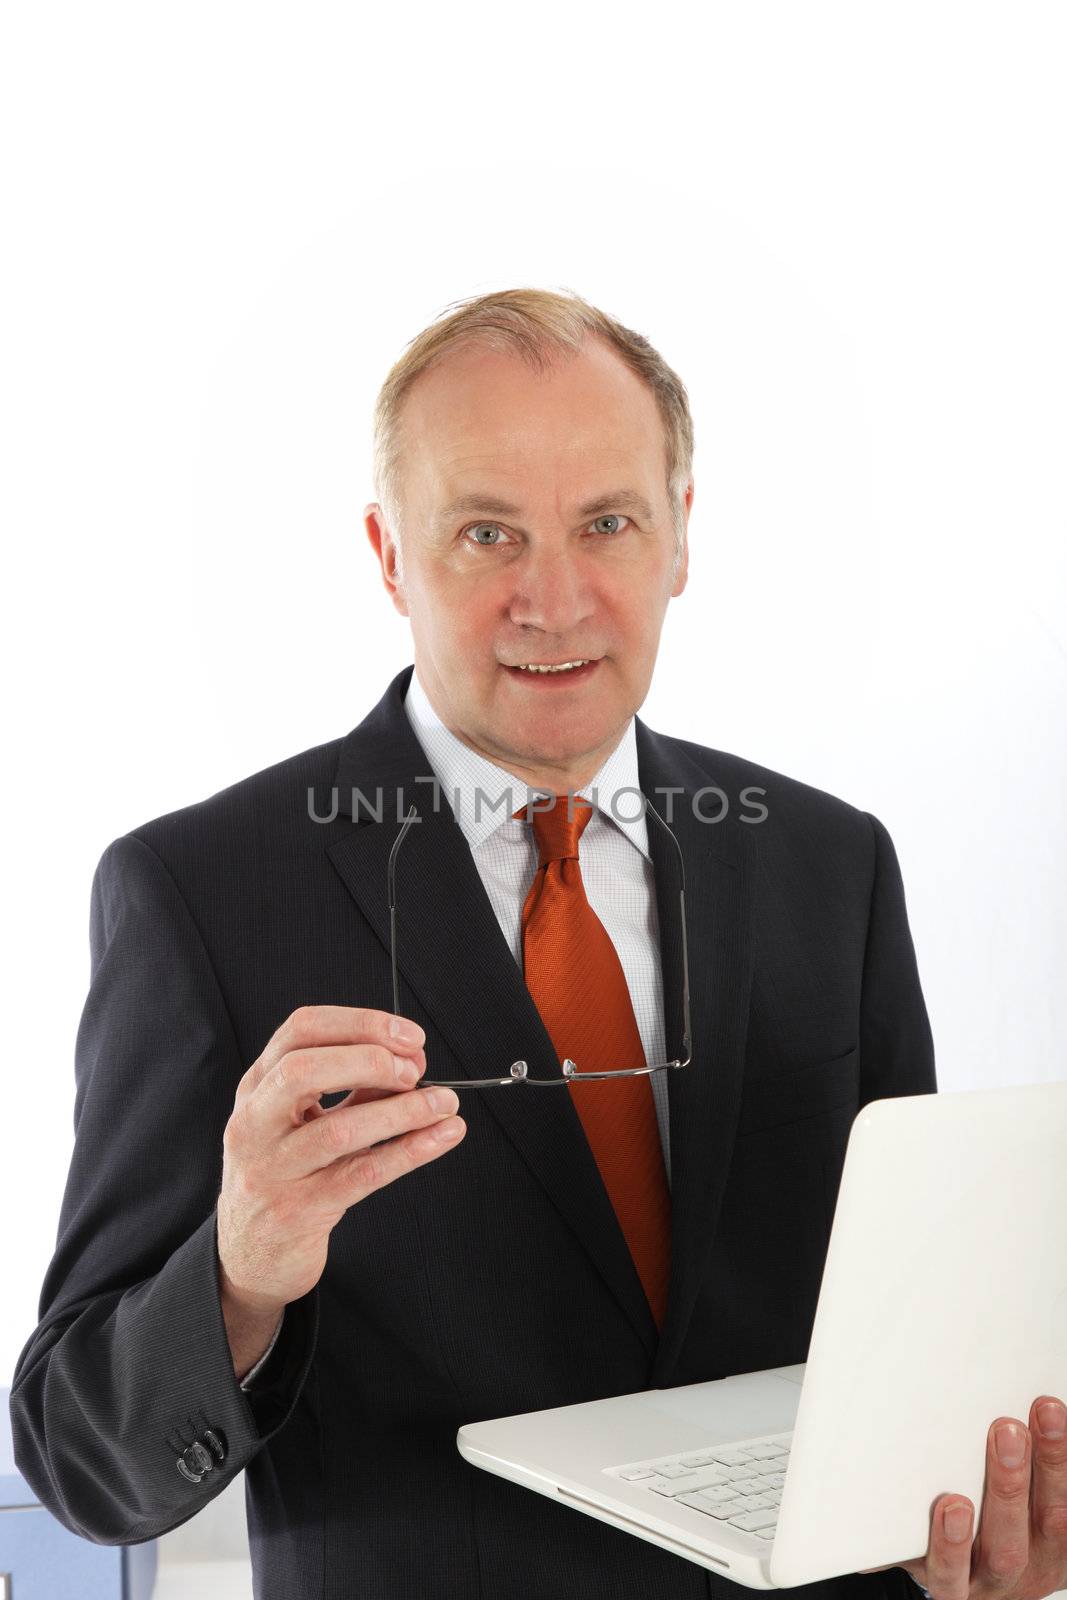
[396,336,667,503]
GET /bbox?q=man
[10,289,1066,1600]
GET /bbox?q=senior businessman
[11,289,1067,1600]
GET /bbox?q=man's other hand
[858,1396,1067,1600]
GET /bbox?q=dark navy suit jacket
[9,663,936,1600]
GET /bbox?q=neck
[440,728,620,798]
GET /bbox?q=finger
[920,1496,974,1600]
[297,1084,401,1123]
[251,1041,427,1136]
[1028,1395,1067,1567]
[237,1005,426,1101]
[972,1417,1031,1586]
[319,1107,467,1208]
[287,1085,464,1182]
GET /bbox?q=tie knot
[513,794,594,865]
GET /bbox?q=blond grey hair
[371,286,694,582]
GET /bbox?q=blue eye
[465,523,507,546]
[461,514,630,547]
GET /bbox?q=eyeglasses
[388,795,692,1087]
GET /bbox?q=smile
[504,659,601,683]
[514,659,590,673]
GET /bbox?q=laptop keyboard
[604,1432,792,1541]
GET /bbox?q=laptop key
[650,1476,734,1499]
[618,1467,658,1480]
[676,1491,738,1517]
[653,1470,733,1496]
[676,1482,736,1503]
[742,1442,785,1460]
[708,1447,758,1465]
[729,1508,779,1531]
[707,1498,753,1519]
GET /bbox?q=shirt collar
[403,663,650,861]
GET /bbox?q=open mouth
[503,659,601,684]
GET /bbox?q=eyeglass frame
[387,793,693,1087]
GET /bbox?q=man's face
[365,335,692,793]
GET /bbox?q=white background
[2,0,1065,1583]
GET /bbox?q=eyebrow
[437,488,656,525]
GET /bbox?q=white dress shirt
[240,665,672,1389]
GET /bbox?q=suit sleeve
[857,813,937,1106]
[7,832,319,1545]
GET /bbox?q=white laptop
[457,1080,1067,1588]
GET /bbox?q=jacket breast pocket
[735,1045,860,1137]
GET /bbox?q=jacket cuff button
[202,1427,227,1463]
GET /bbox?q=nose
[505,540,597,637]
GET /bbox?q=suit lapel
[636,723,756,1384]
[323,666,753,1376]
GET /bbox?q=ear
[365,503,409,617]
[669,478,694,598]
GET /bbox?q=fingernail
[1038,1401,1066,1439]
[393,1055,418,1084]
[390,1015,422,1043]
[432,1117,463,1143]
[996,1423,1026,1466]
[426,1087,459,1114]
[944,1503,972,1543]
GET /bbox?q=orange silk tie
[514,796,671,1330]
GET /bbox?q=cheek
[409,574,487,640]
[441,581,512,645]
[611,600,657,647]
[429,605,500,672]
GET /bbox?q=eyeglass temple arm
[643,796,693,1059]
[388,805,419,1018]
[389,798,693,1062]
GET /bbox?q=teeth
[515,659,590,674]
